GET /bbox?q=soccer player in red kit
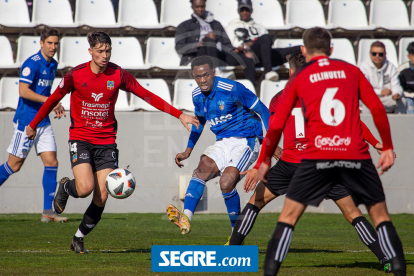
[255,28,406,275]
[26,31,199,254]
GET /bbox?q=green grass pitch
[0,213,412,275]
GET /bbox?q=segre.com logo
[151,245,258,272]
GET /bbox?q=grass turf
[0,213,412,275]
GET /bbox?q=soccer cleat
[41,210,68,223]
[224,236,245,245]
[166,204,191,234]
[380,257,392,273]
[70,236,88,254]
[53,177,70,214]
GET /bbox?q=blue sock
[222,188,241,228]
[183,177,205,221]
[42,166,58,211]
[0,162,14,187]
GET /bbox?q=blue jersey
[14,50,58,127]
[187,77,270,148]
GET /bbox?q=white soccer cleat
[41,210,68,223]
[166,204,191,234]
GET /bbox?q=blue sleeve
[251,100,270,131]
[19,60,37,85]
[187,99,206,149]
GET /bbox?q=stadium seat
[16,36,63,69]
[357,39,398,68]
[252,0,287,30]
[0,0,35,27]
[32,0,78,27]
[0,77,20,110]
[131,79,171,111]
[75,0,120,28]
[237,80,256,95]
[173,79,197,112]
[115,90,134,111]
[330,38,356,65]
[110,37,149,70]
[369,0,410,30]
[51,78,70,110]
[398,37,414,65]
[259,80,287,108]
[0,36,18,69]
[118,0,164,29]
[160,0,193,28]
[286,0,327,29]
[328,0,373,30]
[273,39,303,68]
[58,37,90,68]
[145,37,190,70]
[206,0,238,28]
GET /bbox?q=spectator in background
[175,0,256,84]
[226,0,301,82]
[398,42,414,114]
[359,41,406,114]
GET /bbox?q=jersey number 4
[320,87,345,126]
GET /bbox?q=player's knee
[76,182,94,197]
[219,176,236,193]
[45,160,58,167]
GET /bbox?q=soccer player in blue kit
[167,56,270,236]
[0,27,67,222]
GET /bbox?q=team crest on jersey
[72,154,77,163]
[217,101,225,110]
[107,81,114,90]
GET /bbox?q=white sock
[183,209,194,222]
[75,228,85,238]
[232,227,234,233]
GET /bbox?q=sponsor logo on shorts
[315,135,351,150]
[22,67,31,77]
[72,154,77,163]
[208,114,233,126]
[316,161,361,170]
[79,153,89,160]
[112,151,117,160]
[107,80,114,90]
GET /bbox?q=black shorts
[69,140,119,173]
[286,159,385,207]
[265,159,350,202]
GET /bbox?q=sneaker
[166,204,191,234]
[265,71,279,82]
[380,257,392,273]
[41,210,68,223]
[53,177,70,214]
[70,236,88,254]
[224,236,245,245]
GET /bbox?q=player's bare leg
[5,154,25,173]
[335,196,391,271]
[167,155,219,234]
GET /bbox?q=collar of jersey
[310,55,329,62]
[36,50,53,67]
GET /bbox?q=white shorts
[202,137,260,175]
[7,123,57,159]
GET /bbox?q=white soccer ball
[105,168,136,199]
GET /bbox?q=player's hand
[241,168,258,192]
[26,125,37,140]
[374,143,396,158]
[377,149,394,175]
[175,151,190,168]
[273,146,283,160]
[179,113,200,132]
[53,102,66,119]
[257,163,270,183]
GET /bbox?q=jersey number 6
[320,87,345,126]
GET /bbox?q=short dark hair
[287,52,306,71]
[40,26,59,42]
[190,0,206,3]
[87,31,111,48]
[191,55,214,70]
[303,27,331,56]
[407,42,414,55]
[371,41,386,53]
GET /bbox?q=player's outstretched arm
[179,113,200,132]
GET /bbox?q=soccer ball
[105,168,136,199]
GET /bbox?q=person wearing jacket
[398,42,414,114]
[359,41,406,114]
[175,0,256,84]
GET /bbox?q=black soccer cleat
[53,177,70,214]
[70,236,88,254]
[380,257,392,273]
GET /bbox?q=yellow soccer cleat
[224,236,245,245]
[166,204,191,234]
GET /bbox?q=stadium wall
[0,112,413,215]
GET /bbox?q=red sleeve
[254,81,298,169]
[358,69,393,150]
[269,90,282,116]
[29,71,73,129]
[120,69,182,119]
[361,121,379,147]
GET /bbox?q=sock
[352,216,386,261]
[183,177,205,222]
[64,179,79,198]
[264,222,294,276]
[77,201,105,237]
[377,221,406,274]
[75,229,85,238]
[222,188,241,228]
[42,166,57,210]
[230,203,260,245]
[0,162,14,187]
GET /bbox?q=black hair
[190,0,206,3]
[407,42,414,55]
[191,55,214,70]
[87,31,112,48]
[287,52,306,71]
[40,26,59,42]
